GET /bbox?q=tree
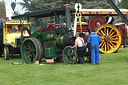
[19,0,114,12]
[0,0,6,19]
[119,0,128,9]
[18,0,69,29]
[17,0,122,29]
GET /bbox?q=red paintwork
[115,24,127,45]
[76,24,89,32]
[47,22,127,45]
[47,23,56,31]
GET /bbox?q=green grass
[0,47,128,85]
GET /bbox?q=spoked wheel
[96,24,122,53]
[21,38,43,64]
[4,47,10,60]
[62,46,77,64]
[32,38,43,62]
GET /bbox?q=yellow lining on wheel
[4,48,6,59]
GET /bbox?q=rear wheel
[4,47,10,60]
[62,46,77,64]
[21,38,42,64]
[96,24,122,53]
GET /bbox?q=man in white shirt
[106,15,115,24]
[72,33,86,64]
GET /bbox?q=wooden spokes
[96,24,121,53]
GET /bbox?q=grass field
[0,47,128,85]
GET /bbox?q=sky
[1,0,25,14]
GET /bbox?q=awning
[12,8,128,19]
[12,8,75,19]
[73,9,128,16]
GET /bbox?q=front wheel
[62,46,77,64]
[4,47,10,60]
[21,38,43,64]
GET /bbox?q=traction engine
[11,0,128,64]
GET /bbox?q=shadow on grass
[9,54,21,59]
[0,54,22,60]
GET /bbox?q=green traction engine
[19,4,77,64]
[21,30,77,64]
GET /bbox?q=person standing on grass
[0,18,6,32]
[0,18,6,57]
[87,30,101,65]
[85,32,91,63]
[71,33,86,64]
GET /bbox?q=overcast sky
[1,0,25,14]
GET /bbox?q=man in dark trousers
[85,32,91,63]
[72,33,86,64]
[87,30,101,65]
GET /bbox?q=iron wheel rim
[21,38,39,64]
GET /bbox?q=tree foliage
[119,0,128,9]
[0,1,6,19]
[17,0,122,29]
[19,0,116,12]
